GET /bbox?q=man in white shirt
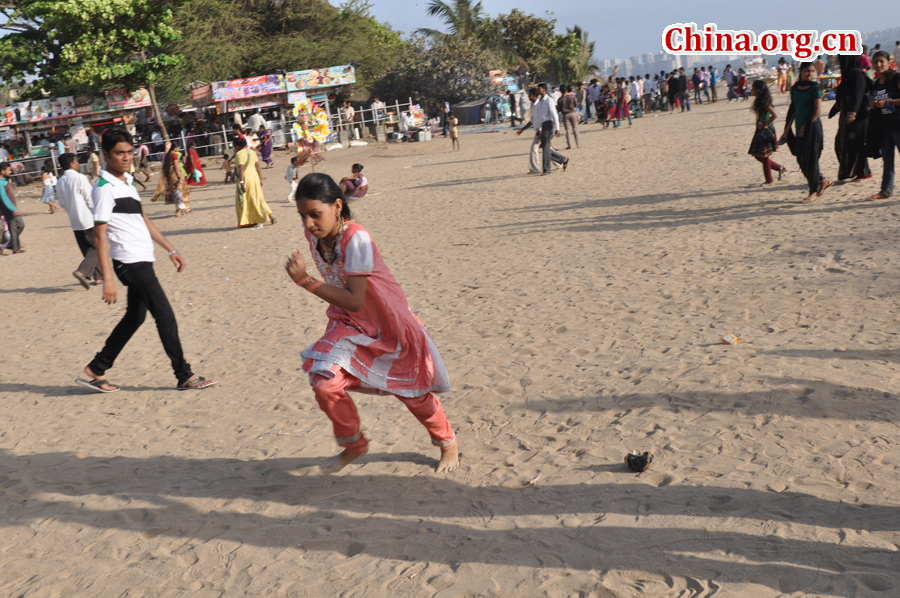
[0,143,9,162]
[76,127,216,393]
[64,134,78,155]
[343,102,355,130]
[56,153,103,288]
[516,84,568,175]
[371,97,386,124]
[246,109,266,132]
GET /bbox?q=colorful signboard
[191,84,213,107]
[212,75,286,102]
[285,65,355,93]
[227,94,286,113]
[287,91,307,105]
[0,107,18,125]
[105,88,151,109]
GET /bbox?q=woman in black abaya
[833,54,873,181]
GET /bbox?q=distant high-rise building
[643,53,654,65]
[630,55,643,66]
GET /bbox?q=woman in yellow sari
[234,136,273,228]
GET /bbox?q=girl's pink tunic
[301,222,451,398]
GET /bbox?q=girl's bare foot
[436,444,459,473]
[321,448,368,474]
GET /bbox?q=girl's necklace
[319,217,345,264]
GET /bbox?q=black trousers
[0,207,24,252]
[89,261,194,384]
[540,122,566,173]
[74,228,103,281]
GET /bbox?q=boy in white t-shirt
[285,156,298,202]
[76,127,216,393]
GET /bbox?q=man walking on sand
[517,85,568,175]
[0,162,24,255]
[56,152,103,288]
[75,127,216,393]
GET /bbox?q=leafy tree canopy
[158,0,404,101]
[372,35,498,106]
[0,0,184,98]
[490,9,556,78]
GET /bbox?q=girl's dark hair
[751,79,772,115]
[873,50,890,63]
[41,163,52,174]
[295,173,352,220]
[233,136,247,149]
[352,163,363,172]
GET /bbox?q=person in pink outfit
[285,173,459,474]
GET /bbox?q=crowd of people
[746,50,900,203]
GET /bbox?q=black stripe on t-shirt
[112,196,143,214]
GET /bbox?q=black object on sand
[625,450,653,472]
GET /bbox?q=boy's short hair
[290,156,298,164]
[59,153,77,171]
[101,127,133,153]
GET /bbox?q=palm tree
[415,0,489,44]
[540,26,600,84]
[568,26,600,82]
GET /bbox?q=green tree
[541,26,599,85]
[491,9,556,81]
[158,0,403,100]
[0,0,185,139]
[372,35,498,106]
[415,0,490,45]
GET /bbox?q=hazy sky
[363,1,894,61]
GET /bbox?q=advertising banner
[285,65,355,92]
[287,91,308,105]
[212,74,286,102]
[0,107,17,125]
[105,88,152,109]
[191,84,213,107]
[227,94,286,113]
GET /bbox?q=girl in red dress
[285,173,459,474]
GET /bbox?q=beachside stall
[285,65,356,141]
[0,89,150,180]
[213,74,288,146]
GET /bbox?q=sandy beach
[2,95,900,597]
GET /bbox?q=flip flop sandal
[177,377,217,390]
[75,378,120,393]
[625,450,653,472]
[73,271,91,290]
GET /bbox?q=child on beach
[338,164,368,198]
[40,164,60,213]
[285,173,459,474]
[222,152,234,183]
[449,112,459,151]
[285,156,298,202]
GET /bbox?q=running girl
[338,163,368,199]
[748,79,786,187]
[285,173,459,474]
